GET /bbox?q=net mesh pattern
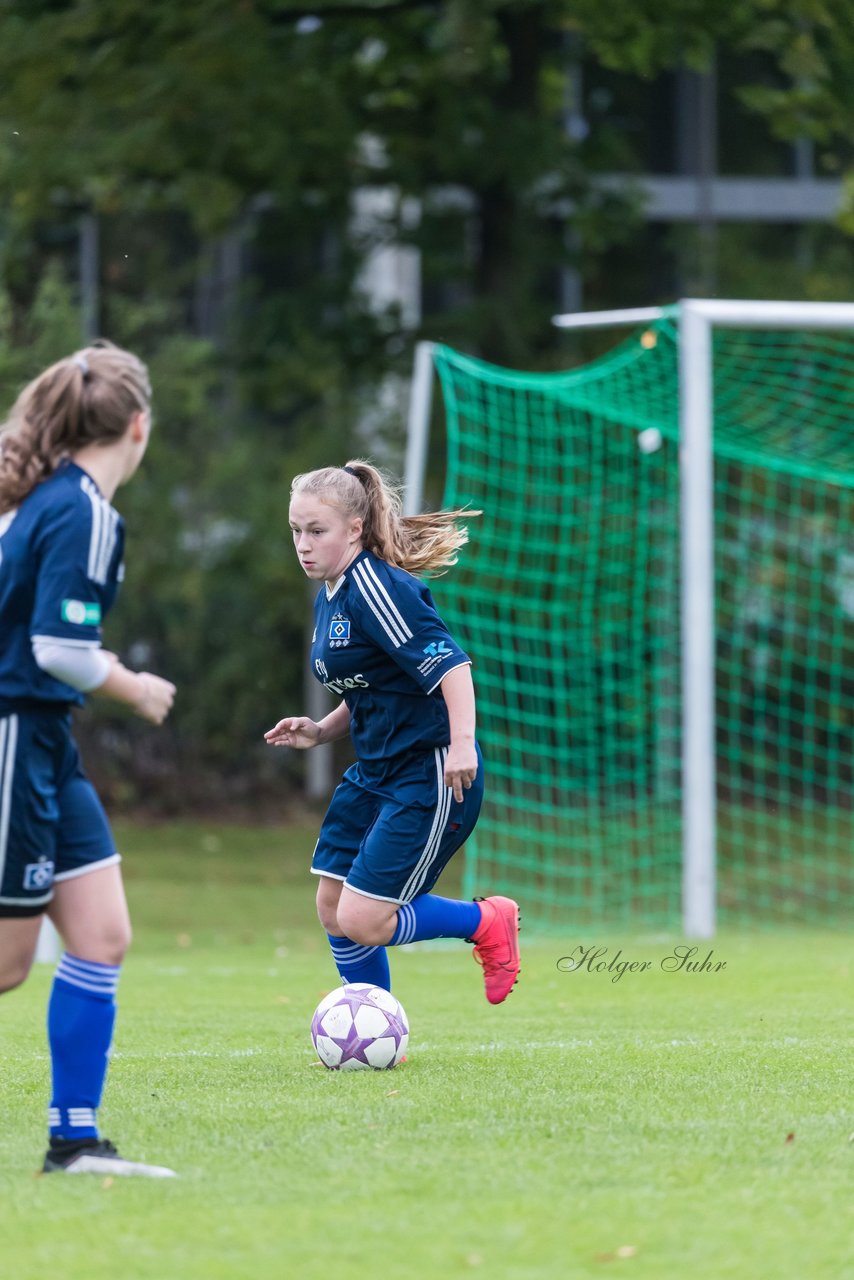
[431,324,854,927]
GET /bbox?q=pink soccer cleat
[469,896,521,1004]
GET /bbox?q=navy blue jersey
[311,549,471,780]
[0,460,124,707]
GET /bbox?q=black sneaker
[42,1136,177,1178]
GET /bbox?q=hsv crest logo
[24,860,55,891]
[329,614,351,647]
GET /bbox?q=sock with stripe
[390,894,482,946]
[327,935,391,990]
[47,953,120,1141]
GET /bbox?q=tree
[2,0,848,805]
[0,0,791,363]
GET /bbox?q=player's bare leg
[318,875,392,989]
[0,916,41,994]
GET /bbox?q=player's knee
[0,955,33,994]
[316,899,340,933]
[316,880,342,934]
[334,903,392,947]
[82,921,132,966]
[105,921,132,964]
[346,921,391,946]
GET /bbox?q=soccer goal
[406,300,854,936]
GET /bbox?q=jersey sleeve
[30,490,124,647]
[349,557,471,693]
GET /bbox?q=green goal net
[431,322,854,929]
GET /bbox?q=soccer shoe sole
[44,1153,177,1178]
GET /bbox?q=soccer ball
[310,983,409,1071]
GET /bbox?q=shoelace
[472,922,515,973]
[473,945,515,974]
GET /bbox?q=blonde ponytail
[0,340,151,514]
[290,459,480,576]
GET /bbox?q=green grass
[1,822,851,1280]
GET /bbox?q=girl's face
[288,493,363,584]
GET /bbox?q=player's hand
[264,716,323,749]
[444,740,478,803]
[133,672,177,725]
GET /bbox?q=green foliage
[0,261,80,397]
[739,0,854,143]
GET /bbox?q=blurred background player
[0,342,177,1177]
[264,460,520,1004]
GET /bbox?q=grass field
[0,822,850,1280]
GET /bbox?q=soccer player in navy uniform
[0,343,177,1177]
[265,460,521,1004]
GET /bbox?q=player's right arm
[93,657,176,726]
[264,699,351,749]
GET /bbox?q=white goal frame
[407,300,854,937]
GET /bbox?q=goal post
[406,303,854,935]
[678,299,854,936]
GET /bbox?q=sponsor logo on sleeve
[418,639,453,678]
[61,599,102,625]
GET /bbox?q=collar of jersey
[60,458,106,498]
[325,548,370,600]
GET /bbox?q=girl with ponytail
[0,342,177,1177]
[265,460,521,1008]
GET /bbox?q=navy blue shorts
[0,709,118,917]
[311,745,484,904]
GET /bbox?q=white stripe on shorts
[399,747,452,903]
[0,715,19,895]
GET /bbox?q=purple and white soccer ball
[310,983,409,1071]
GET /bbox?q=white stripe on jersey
[351,563,405,646]
[351,560,413,648]
[81,476,118,585]
[0,715,18,893]
[82,477,103,580]
[399,747,452,903]
[360,560,414,640]
[0,508,18,542]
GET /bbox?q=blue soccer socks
[327,896,483,992]
[327,935,391,990]
[390,894,482,946]
[47,953,120,1141]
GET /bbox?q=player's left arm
[439,663,478,802]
